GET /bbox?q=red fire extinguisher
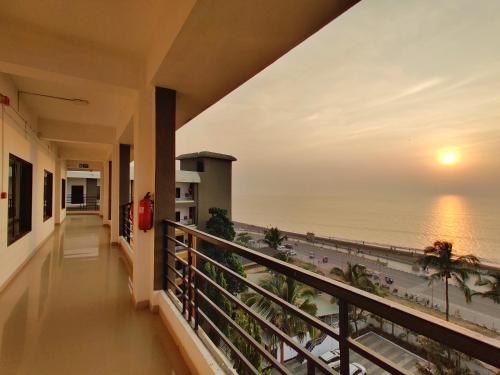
[138,192,154,232]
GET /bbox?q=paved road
[240,230,500,331]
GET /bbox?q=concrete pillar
[154,87,176,291]
[110,144,120,243]
[132,86,155,304]
[53,159,66,224]
[132,86,175,306]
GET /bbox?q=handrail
[163,219,500,373]
[121,202,133,243]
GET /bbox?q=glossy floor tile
[0,215,188,375]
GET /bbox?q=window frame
[43,170,53,221]
[8,154,33,246]
[61,178,66,209]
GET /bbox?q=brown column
[119,144,130,236]
[108,161,112,220]
[154,87,176,290]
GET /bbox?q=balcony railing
[66,194,100,211]
[162,220,500,375]
[177,218,194,225]
[121,202,133,244]
[176,196,195,202]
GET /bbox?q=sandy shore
[234,221,500,273]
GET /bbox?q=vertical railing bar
[307,359,315,375]
[182,264,187,316]
[163,220,168,291]
[339,299,350,375]
[193,234,199,331]
[187,233,193,323]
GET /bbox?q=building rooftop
[176,151,237,162]
[176,170,201,183]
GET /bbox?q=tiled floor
[0,215,188,375]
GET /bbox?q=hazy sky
[177,0,500,199]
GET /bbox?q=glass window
[43,170,53,221]
[8,154,33,245]
[61,178,66,209]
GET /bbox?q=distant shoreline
[234,221,500,273]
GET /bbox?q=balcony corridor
[0,215,188,375]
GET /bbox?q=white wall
[54,159,67,224]
[175,182,194,200]
[0,73,58,290]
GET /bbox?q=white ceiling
[11,75,135,128]
[0,0,166,59]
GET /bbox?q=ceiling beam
[38,118,115,144]
[0,19,140,95]
[58,145,110,161]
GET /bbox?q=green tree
[263,227,287,249]
[235,232,253,248]
[242,274,317,363]
[475,273,499,303]
[204,263,232,339]
[415,336,476,375]
[202,207,246,294]
[230,310,268,374]
[418,241,480,321]
[330,263,381,334]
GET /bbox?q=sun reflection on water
[429,195,474,257]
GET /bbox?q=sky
[177,0,500,199]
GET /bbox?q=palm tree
[330,263,381,334]
[330,263,378,293]
[241,274,317,363]
[418,241,480,321]
[476,273,499,303]
[263,227,287,249]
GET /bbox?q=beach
[234,221,500,333]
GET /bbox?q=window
[43,170,53,221]
[176,187,181,199]
[61,178,66,209]
[8,154,33,245]
[175,211,181,222]
[196,160,204,172]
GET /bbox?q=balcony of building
[0,1,499,375]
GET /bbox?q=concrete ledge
[158,291,228,375]
[118,236,134,273]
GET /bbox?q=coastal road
[239,229,500,331]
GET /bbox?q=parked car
[277,245,287,250]
[322,256,329,263]
[286,250,297,256]
[285,244,293,249]
[319,350,341,368]
[350,363,367,375]
[330,362,367,375]
[309,252,315,259]
[385,276,394,284]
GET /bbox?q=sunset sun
[439,150,459,166]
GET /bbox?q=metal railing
[66,194,100,211]
[175,196,195,202]
[163,220,500,375]
[121,202,133,244]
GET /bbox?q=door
[71,185,84,204]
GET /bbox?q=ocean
[233,192,500,266]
